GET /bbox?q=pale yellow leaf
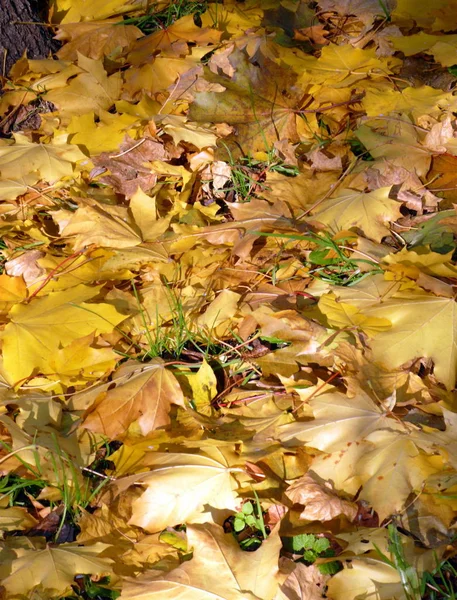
[0,133,85,184]
[318,292,392,336]
[327,276,457,389]
[0,274,27,315]
[186,359,218,416]
[120,523,272,599]
[45,54,121,122]
[0,507,37,531]
[129,187,170,241]
[117,451,241,532]
[0,543,113,598]
[277,389,402,452]
[58,201,142,250]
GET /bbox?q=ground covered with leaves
[2,0,457,598]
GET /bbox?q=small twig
[292,371,340,413]
[80,467,117,481]
[338,246,382,264]
[109,138,146,158]
[296,157,359,219]
[297,93,365,115]
[0,444,39,466]
[158,73,182,114]
[27,249,87,301]
[10,21,54,27]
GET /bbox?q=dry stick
[297,92,365,115]
[158,73,182,115]
[109,137,146,158]
[338,245,382,264]
[2,48,6,78]
[360,114,429,132]
[296,157,359,220]
[0,91,29,128]
[292,370,341,413]
[27,248,88,301]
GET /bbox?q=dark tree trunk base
[0,0,61,75]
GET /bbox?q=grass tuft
[122,0,208,34]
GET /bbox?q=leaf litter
[1,0,457,598]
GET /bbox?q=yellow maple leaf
[312,187,401,242]
[66,110,139,155]
[391,32,457,66]
[128,14,222,63]
[129,187,171,242]
[354,430,442,520]
[318,292,392,335]
[383,247,457,279]
[121,523,280,599]
[0,274,27,315]
[361,82,457,118]
[295,44,401,87]
[277,389,403,452]
[0,133,85,185]
[196,289,241,337]
[48,334,118,385]
[201,3,264,37]
[52,0,142,23]
[325,275,457,389]
[116,449,242,532]
[185,359,218,416]
[0,542,113,598]
[45,54,121,122]
[123,51,205,100]
[2,284,126,383]
[56,200,142,250]
[392,0,457,31]
[28,249,132,294]
[356,121,432,177]
[56,20,143,61]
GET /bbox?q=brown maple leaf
[91,136,172,198]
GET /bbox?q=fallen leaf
[116,450,242,532]
[324,275,457,389]
[189,49,303,155]
[56,20,143,61]
[2,284,126,383]
[0,132,85,185]
[277,562,330,600]
[120,523,281,599]
[0,542,113,598]
[312,187,402,242]
[92,136,170,198]
[128,14,222,63]
[285,473,358,522]
[56,199,142,250]
[277,388,402,452]
[82,359,185,437]
[45,54,122,122]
